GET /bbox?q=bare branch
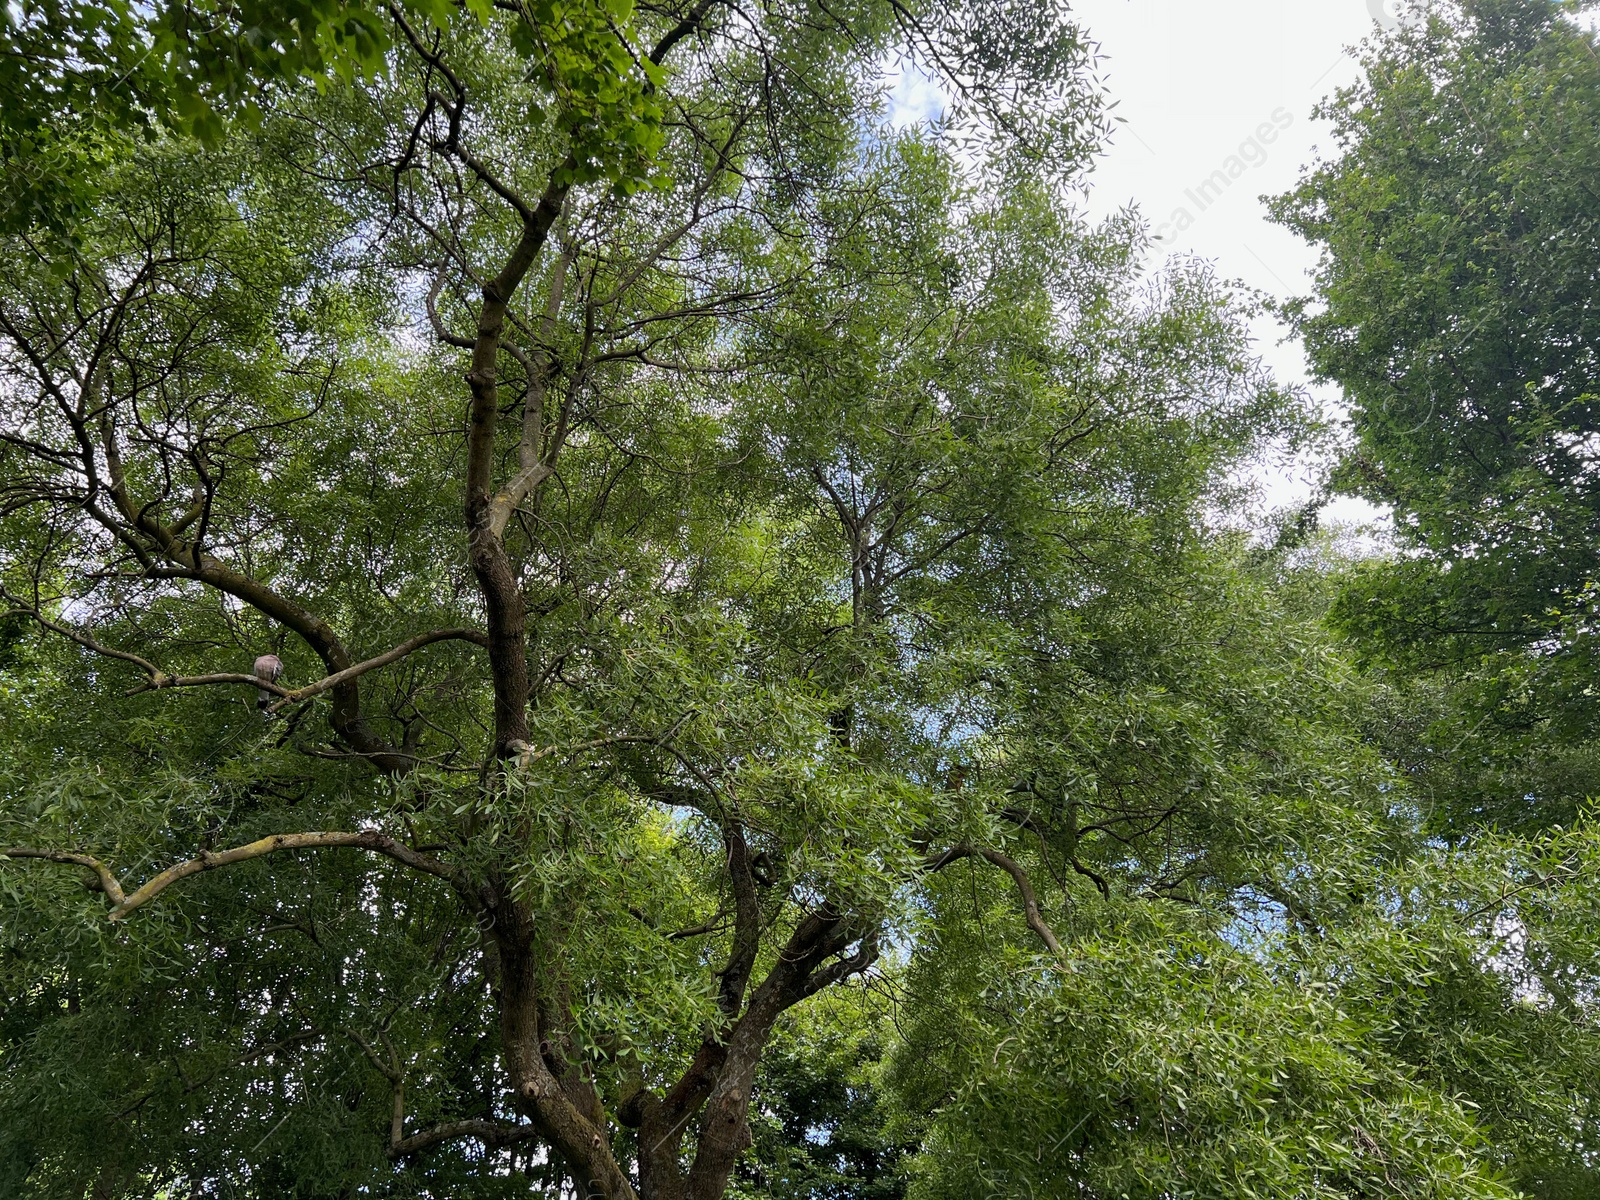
[342,1026,539,1160]
[345,1028,402,1083]
[66,624,484,707]
[464,168,572,756]
[976,846,1066,958]
[389,1117,542,1159]
[0,833,462,922]
[126,672,291,699]
[0,848,125,906]
[267,628,488,711]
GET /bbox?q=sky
[889,0,1404,529]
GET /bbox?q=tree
[1270,0,1600,831]
[0,6,1195,1196]
[879,543,1600,1200]
[8,3,1595,1197]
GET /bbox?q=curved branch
[343,1023,543,1161]
[0,848,125,905]
[0,833,461,922]
[1000,805,1111,899]
[488,239,575,540]
[464,171,571,757]
[345,1027,402,1082]
[2,590,160,679]
[926,844,1066,958]
[976,846,1066,958]
[425,262,476,349]
[12,611,483,712]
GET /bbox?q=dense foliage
[1,2,1598,1199]
[1272,0,1600,832]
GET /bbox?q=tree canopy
[3,2,1600,1199]
[1271,0,1600,832]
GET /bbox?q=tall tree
[0,7,1141,1197]
[1271,0,1600,830]
[10,2,1596,1197]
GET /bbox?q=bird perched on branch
[253,654,283,711]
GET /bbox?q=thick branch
[802,931,879,998]
[715,825,762,1019]
[52,436,409,767]
[678,905,856,1200]
[494,911,638,1200]
[631,899,881,1199]
[465,173,570,755]
[81,400,408,769]
[169,559,410,770]
[1,833,461,922]
[488,240,575,539]
[93,554,410,771]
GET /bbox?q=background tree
[881,542,1600,1200]
[734,993,910,1200]
[1271,0,1600,832]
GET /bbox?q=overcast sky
[891,0,1401,526]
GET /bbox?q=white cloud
[1075,0,1390,524]
[882,59,946,130]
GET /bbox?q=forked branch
[344,1026,543,1160]
[130,629,488,705]
[2,595,485,709]
[262,628,488,710]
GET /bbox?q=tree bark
[492,894,639,1200]
[464,177,569,757]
